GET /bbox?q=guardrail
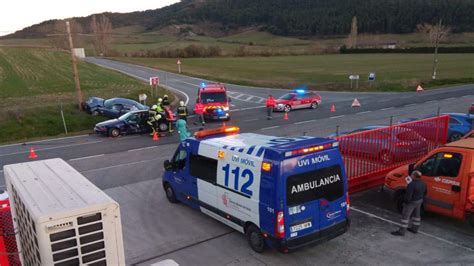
[336,115,449,193]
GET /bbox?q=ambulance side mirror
[164,160,173,171]
[228,97,232,102]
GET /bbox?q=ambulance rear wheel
[164,183,178,203]
[246,225,265,253]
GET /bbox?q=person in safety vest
[391,170,426,236]
[164,106,175,133]
[162,94,170,107]
[176,119,191,141]
[147,106,162,135]
[265,95,276,120]
[176,101,189,121]
[193,102,205,126]
[156,98,164,113]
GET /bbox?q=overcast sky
[0,0,180,36]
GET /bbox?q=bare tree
[90,15,113,55]
[416,22,450,46]
[346,16,358,48]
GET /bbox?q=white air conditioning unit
[4,158,125,266]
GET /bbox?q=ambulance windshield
[201,92,227,103]
[286,165,344,206]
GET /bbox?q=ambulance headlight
[223,106,229,111]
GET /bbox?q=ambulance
[162,126,350,252]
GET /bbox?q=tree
[416,22,451,46]
[90,15,113,55]
[346,16,358,48]
[49,20,83,50]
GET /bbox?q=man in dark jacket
[391,170,426,236]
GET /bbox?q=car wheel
[246,225,265,253]
[284,105,292,113]
[91,110,99,116]
[380,150,393,165]
[108,128,120,138]
[449,132,463,142]
[468,213,474,227]
[310,102,319,109]
[158,122,169,132]
[164,183,179,203]
[394,192,405,213]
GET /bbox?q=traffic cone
[28,147,38,159]
[283,112,289,120]
[351,98,361,108]
[152,131,159,141]
[330,104,336,112]
[416,85,424,92]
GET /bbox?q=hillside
[5,0,474,39]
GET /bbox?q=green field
[115,53,474,91]
[0,47,167,143]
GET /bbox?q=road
[0,58,473,265]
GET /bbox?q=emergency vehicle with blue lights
[196,83,231,121]
[162,126,350,252]
[274,89,322,113]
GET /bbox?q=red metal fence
[337,115,449,193]
[0,199,20,266]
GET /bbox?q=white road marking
[350,207,474,252]
[381,107,395,111]
[127,146,159,152]
[244,118,259,122]
[261,126,280,130]
[82,157,169,173]
[294,119,317,125]
[0,134,90,148]
[461,95,472,98]
[172,79,199,88]
[0,141,102,157]
[357,111,372,115]
[426,100,437,104]
[244,96,255,101]
[330,115,345,119]
[69,154,104,161]
[405,103,417,107]
[231,106,265,112]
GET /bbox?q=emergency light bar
[284,142,338,157]
[194,126,240,139]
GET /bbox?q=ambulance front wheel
[164,183,179,203]
[246,225,265,253]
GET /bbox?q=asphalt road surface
[1,58,473,265]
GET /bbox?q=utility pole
[66,21,83,110]
[431,19,442,80]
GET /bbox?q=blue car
[83,97,149,118]
[94,110,175,137]
[398,113,473,142]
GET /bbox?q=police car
[162,126,350,252]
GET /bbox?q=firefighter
[147,106,162,135]
[265,95,276,120]
[391,170,426,236]
[176,101,189,121]
[156,98,164,113]
[164,106,175,133]
[176,119,191,141]
[193,101,205,126]
[162,94,170,107]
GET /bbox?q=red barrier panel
[336,115,449,193]
[0,199,21,266]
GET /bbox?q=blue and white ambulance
[162,126,350,253]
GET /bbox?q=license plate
[290,221,312,232]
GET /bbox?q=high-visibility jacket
[266,96,276,107]
[177,106,188,117]
[194,103,205,114]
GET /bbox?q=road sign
[149,77,159,86]
[177,60,181,65]
[368,72,376,81]
[349,75,359,80]
[139,93,147,102]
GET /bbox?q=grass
[114,53,474,91]
[0,47,170,143]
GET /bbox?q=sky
[0,0,180,36]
